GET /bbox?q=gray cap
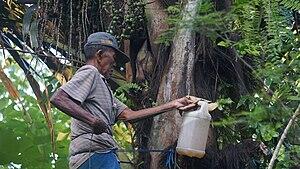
[84,32,130,65]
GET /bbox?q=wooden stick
[267,104,300,169]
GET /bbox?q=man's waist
[69,133,117,156]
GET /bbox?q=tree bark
[148,1,199,168]
[145,0,168,59]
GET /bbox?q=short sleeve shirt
[60,65,127,169]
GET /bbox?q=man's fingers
[184,97,194,104]
[186,99,194,104]
[178,103,197,111]
[186,96,200,102]
[185,96,200,104]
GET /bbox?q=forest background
[0,0,299,168]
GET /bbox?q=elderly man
[50,32,194,169]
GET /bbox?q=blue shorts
[79,151,120,169]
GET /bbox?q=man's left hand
[171,97,197,111]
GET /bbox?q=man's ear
[96,50,103,58]
[95,50,103,63]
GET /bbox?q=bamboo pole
[267,104,300,169]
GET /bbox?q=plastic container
[176,101,211,158]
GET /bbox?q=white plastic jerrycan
[176,101,211,158]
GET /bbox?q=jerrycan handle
[198,101,208,112]
[197,101,211,119]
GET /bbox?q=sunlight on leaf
[0,67,19,100]
[56,132,69,141]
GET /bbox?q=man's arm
[118,97,194,122]
[50,88,108,134]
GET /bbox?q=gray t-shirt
[60,65,127,169]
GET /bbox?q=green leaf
[260,124,279,141]
[287,96,300,101]
[0,127,21,164]
[217,40,230,47]
[0,98,10,109]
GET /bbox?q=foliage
[113,82,156,168]
[156,3,184,45]
[113,83,144,167]
[86,0,146,41]
[113,83,140,165]
[280,0,300,10]
[0,54,69,168]
[181,0,300,168]
[115,83,142,108]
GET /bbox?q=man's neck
[85,60,106,79]
[86,59,100,72]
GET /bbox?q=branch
[267,104,300,169]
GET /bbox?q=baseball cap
[84,32,130,65]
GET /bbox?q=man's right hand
[50,89,111,135]
[90,118,109,135]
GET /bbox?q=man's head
[84,32,129,78]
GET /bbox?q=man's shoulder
[75,65,106,79]
[77,65,98,73]
[71,65,98,79]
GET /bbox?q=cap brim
[103,45,130,66]
[115,48,130,63]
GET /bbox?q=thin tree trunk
[268,104,300,169]
[148,1,199,168]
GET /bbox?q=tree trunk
[148,1,199,168]
[145,0,168,59]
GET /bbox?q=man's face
[97,48,116,78]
